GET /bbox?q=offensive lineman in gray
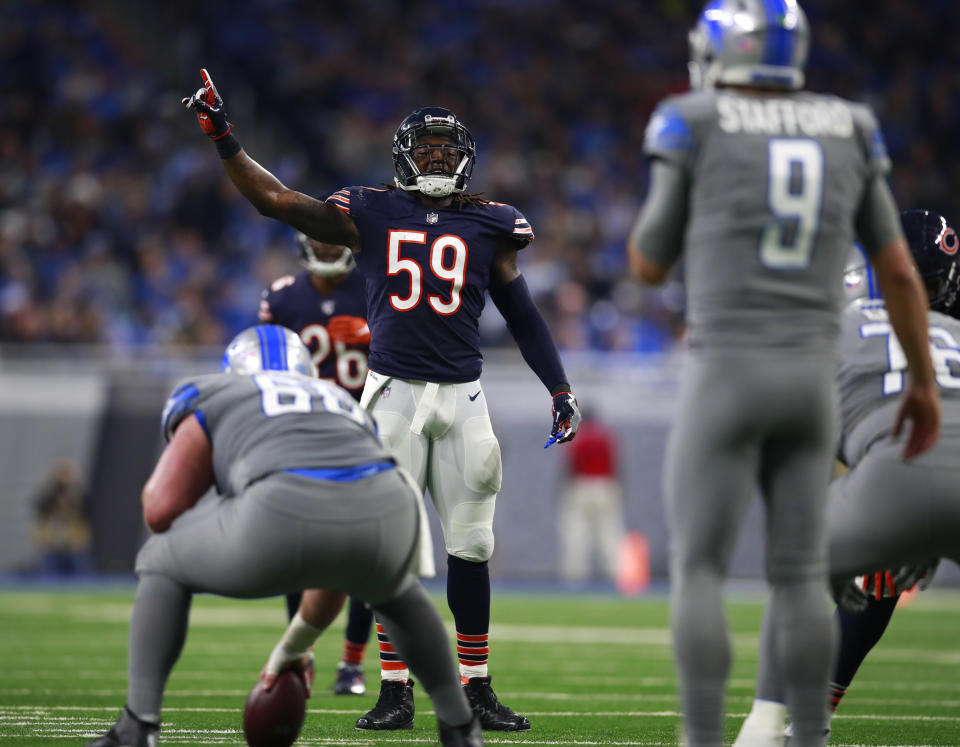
[736,212,960,744]
[85,324,483,747]
[627,3,938,746]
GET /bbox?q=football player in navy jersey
[184,70,581,732]
[260,232,374,697]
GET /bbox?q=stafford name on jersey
[716,94,854,138]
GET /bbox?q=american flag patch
[327,189,351,214]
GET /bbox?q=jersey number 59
[388,230,466,315]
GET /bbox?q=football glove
[831,576,869,614]
[182,68,232,140]
[327,315,371,345]
[546,391,581,447]
[892,559,940,593]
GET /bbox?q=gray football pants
[753,434,960,706]
[665,350,838,747]
[127,469,469,725]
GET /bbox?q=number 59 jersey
[160,372,392,496]
[645,89,892,350]
[327,187,533,383]
[838,301,960,468]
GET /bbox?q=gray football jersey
[160,372,392,496]
[644,90,892,349]
[837,300,960,467]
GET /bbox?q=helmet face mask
[393,107,475,198]
[901,209,960,315]
[297,233,355,277]
[688,0,809,92]
[222,325,316,378]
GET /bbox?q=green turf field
[1,586,958,746]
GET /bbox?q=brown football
[242,670,307,747]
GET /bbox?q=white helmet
[222,325,316,377]
[688,0,809,92]
[297,233,355,277]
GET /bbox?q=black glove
[831,576,869,614]
[547,391,581,446]
[182,68,232,140]
[892,559,940,592]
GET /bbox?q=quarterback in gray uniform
[85,325,483,747]
[737,210,960,745]
[628,3,938,746]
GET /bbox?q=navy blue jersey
[327,187,533,382]
[259,270,369,400]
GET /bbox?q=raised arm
[183,69,360,248]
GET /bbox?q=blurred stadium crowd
[2,0,958,354]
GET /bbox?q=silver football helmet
[222,325,316,377]
[297,233,355,277]
[843,244,881,308]
[688,0,809,91]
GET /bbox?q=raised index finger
[200,68,222,102]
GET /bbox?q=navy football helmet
[393,106,476,198]
[222,325,316,377]
[843,244,880,308]
[296,232,355,277]
[901,209,960,314]
[688,0,809,91]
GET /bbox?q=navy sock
[285,591,303,622]
[446,555,490,635]
[831,595,898,709]
[345,597,374,645]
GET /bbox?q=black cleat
[333,662,366,695]
[355,678,415,730]
[438,715,485,746]
[85,706,159,747]
[463,676,530,731]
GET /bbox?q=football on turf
[242,670,307,747]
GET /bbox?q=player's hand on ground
[181,68,232,140]
[546,391,581,447]
[893,380,939,460]
[260,648,314,697]
[328,315,370,345]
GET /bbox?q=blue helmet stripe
[261,325,287,371]
[854,244,880,300]
[255,325,270,370]
[761,0,794,67]
[703,0,726,51]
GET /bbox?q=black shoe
[85,706,159,747]
[463,676,530,731]
[438,715,485,746]
[355,678,415,730]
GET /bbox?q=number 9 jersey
[326,186,534,383]
[643,89,892,351]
